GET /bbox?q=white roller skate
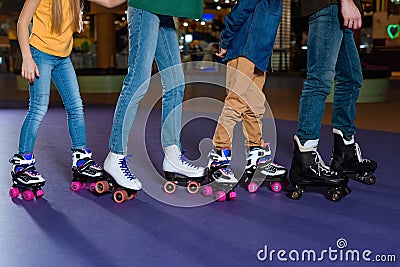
[162,144,206,194]
[9,153,46,200]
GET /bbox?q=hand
[340,0,362,30]
[21,57,40,83]
[215,47,227,59]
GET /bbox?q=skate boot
[330,129,377,185]
[99,151,141,203]
[9,153,46,200]
[203,148,238,202]
[70,148,103,192]
[244,144,288,193]
[289,136,351,201]
[162,145,206,194]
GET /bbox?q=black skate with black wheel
[330,129,377,185]
[288,137,351,202]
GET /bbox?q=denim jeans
[109,7,184,154]
[18,46,86,154]
[296,4,362,144]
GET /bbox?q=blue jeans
[18,46,86,154]
[296,4,362,144]
[109,7,185,154]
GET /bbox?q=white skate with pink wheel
[70,148,103,193]
[9,153,45,201]
[203,148,238,202]
[244,145,288,194]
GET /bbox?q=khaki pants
[213,57,266,149]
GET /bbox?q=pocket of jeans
[267,0,282,14]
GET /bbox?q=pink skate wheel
[89,182,96,192]
[228,191,237,200]
[248,182,258,193]
[9,188,20,198]
[270,182,282,193]
[70,181,82,192]
[202,185,213,197]
[215,191,226,202]
[35,189,44,198]
[22,190,35,201]
[80,182,87,190]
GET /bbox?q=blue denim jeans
[296,4,362,144]
[18,46,86,154]
[109,7,184,154]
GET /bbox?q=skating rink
[0,103,399,267]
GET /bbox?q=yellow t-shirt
[30,0,75,57]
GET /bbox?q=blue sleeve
[219,0,261,50]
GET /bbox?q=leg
[108,7,160,154]
[296,4,343,144]
[332,28,362,139]
[18,46,53,154]
[155,26,185,148]
[51,57,86,150]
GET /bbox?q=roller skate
[97,151,141,203]
[203,148,238,202]
[9,153,45,201]
[70,148,103,192]
[244,144,288,193]
[330,129,377,185]
[288,136,351,202]
[162,145,206,194]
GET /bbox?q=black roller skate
[289,136,351,202]
[244,144,288,193]
[9,153,46,201]
[100,151,141,204]
[162,145,206,194]
[203,148,238,202]
[70,148,103,192]
[330,129,377,185]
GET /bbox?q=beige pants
[213,57,267,149]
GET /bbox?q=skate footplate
[9,182,45,201]
[289,184,351,202]
[92,173,137,204]
[202,183,237,202]
[163,171,205,194]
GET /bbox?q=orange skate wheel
[113,190,128,203]
[127,191,137,200]
[95,181,109,194]
[187,181,200,194]
[164,181,176,194]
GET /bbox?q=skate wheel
[247,182,258,193]
[35,189,44,198]
[80,182,87,190]
[164,181,176,194]
[95,181,109,194]
[202,185,213,197]
[89,182,96,192]
[270,182,282,193]
[113,190,128,204]
[289,189,302,200]
[127,191,137,200]
[9,188,20,198]
[187,181,200,194]
[365,175,376,185]
[22,190,35,201]
[215,191,226,202]
[228,191,237,201]
[71,181,82,192]
[329,190,343,202]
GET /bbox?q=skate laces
[118,155,136,180]
[313,151,337,176]
[179,150,199,169]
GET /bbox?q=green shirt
[128,0,203,19]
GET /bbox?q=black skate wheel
[164,181,176,194]
[329,190,343,202]
[289,189,302,200]
[113,190,128,204]
[187,181,200,194]
[365,175,376,185]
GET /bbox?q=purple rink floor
[0,106,399,267]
